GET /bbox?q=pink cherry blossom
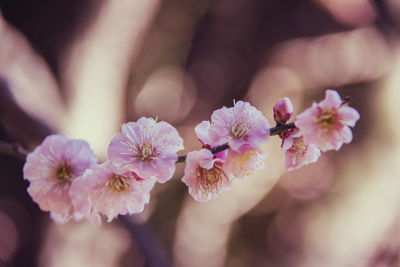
[71,162,155,222]
[273,97,294,124]
[108,117,184,183]
[195,120,225,148]
[295,89,360,152]
[195,120,228,160]
[182,149,232,202]
[69,168,102,225]
[224,146,266,179]
[23,134,97,224]
[282,129,321,171]
[210,101,270,152]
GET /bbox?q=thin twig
[176,122,296,162]
[269,122,295,136]
[0,140,29,160]
[0,123,297,163]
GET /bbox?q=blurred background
[1,0,400,266]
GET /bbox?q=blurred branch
[0,13,65,133]
[0,140,28,161]
[0,78,54,147]
[119,216,171,267]
[62,0,161,156]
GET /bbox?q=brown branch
[269,122,295,135]
[176,122,296,162]
[0,123,296,163]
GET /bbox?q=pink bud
[273,97,294,124]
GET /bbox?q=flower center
[56,165,73,186]
[107,174,130,191]
[229,149,264,177]
[230,121,249,139]
[136,141,159,162]
[196,162,226,194]
[290,137,307,158]
[317,109,337,130]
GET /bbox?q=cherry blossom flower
[69,168,102,225]
[108,117,184,183]
[210,101,270,152]
[282,129,321,171]
[224,146,266,179]
[195,119,266,179]
[71,162,156,223]
[195,120,228,160]
[295,89,360,151]
[273,97,294,124]
[195,120,223,148]
[182,149,232,202]
[23,134,97,224]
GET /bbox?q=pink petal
[340,126,353,144]
[320,89,342,109]
[338,106,360,127]
[108,117,184,183]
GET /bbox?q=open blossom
[273,97,294,124]
[71,162,155,223]
[224,146,266,179]
[69,168,102,225]
[295,89,360,151]
[108,117,184,183]
[282,129,321,171]
[210,101,270,152]
[195,120,224,148]
[23,134,96,224]
[195,119,266,179]
[195,120,228,160]
[182,149,232,202]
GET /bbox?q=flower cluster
[23,118,183,224]
[182,101,270,202]
[22,89,360,224]
[274,90,360,171]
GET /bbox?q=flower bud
[273,97,293,124]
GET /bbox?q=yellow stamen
[196,164,226,195]
[136,141,159,162]
[230,121,249,140]
[290,137,307,158]
[228,150,264,178]
[56,166,73,186]
[107,174,130,191]
[317,109,337,131]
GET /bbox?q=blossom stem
[269,122,295,135]
[176,122,296,162]
[0,123,296,163]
